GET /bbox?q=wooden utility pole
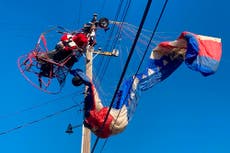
[81,47,93,153]
[80,13,112,153]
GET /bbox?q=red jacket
[84,107,114,138]
[60,33,88,51]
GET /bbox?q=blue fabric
[70,69,91,85]
[70,69,92,117]
[112,76,141,120]
[113,77,134,109]
[188,55,220,76]
[184,33,199,66]
[139,52,184,91]
[183,32,221,76]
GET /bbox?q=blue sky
[0,0,229,153]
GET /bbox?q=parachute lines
[91,0,153,152]
[94,0,169,152]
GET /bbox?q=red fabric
[197,36,222,61]
[72,33,88,48]
[179,31,222,61]
[60,33,70,42]
[158,42,176,50]
[85,107,114,138]
[89,85,96,110]
[59,33,88,51]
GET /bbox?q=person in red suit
[39,32,88,77]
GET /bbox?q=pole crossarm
[93,49,119,57]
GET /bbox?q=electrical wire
[0,104,80,136]
[91,0,153,152]
[95,0,169,152]
[94,0,130,83]
[134,0,169,77]
[97,0,132,82]
[93,0,132,108]
[0,90,83,120]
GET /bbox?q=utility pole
[81,46,93,153]
[80,13,112,153]
[81,13,97,153]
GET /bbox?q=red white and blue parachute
[75,31,222,138]
[135,31,222,91]
[119,31,222,118]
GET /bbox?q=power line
[134,0,169,76]
[95,0,130,83]
[0,104,80,136]
[96,0,169,152]
[0,90,83,120]
[97,0,132,83]
[91,0,153,152]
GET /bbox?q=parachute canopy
[139,31,222,91]
[181,31,222,76]
[115,31,222,120]
[70,31,222,138]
